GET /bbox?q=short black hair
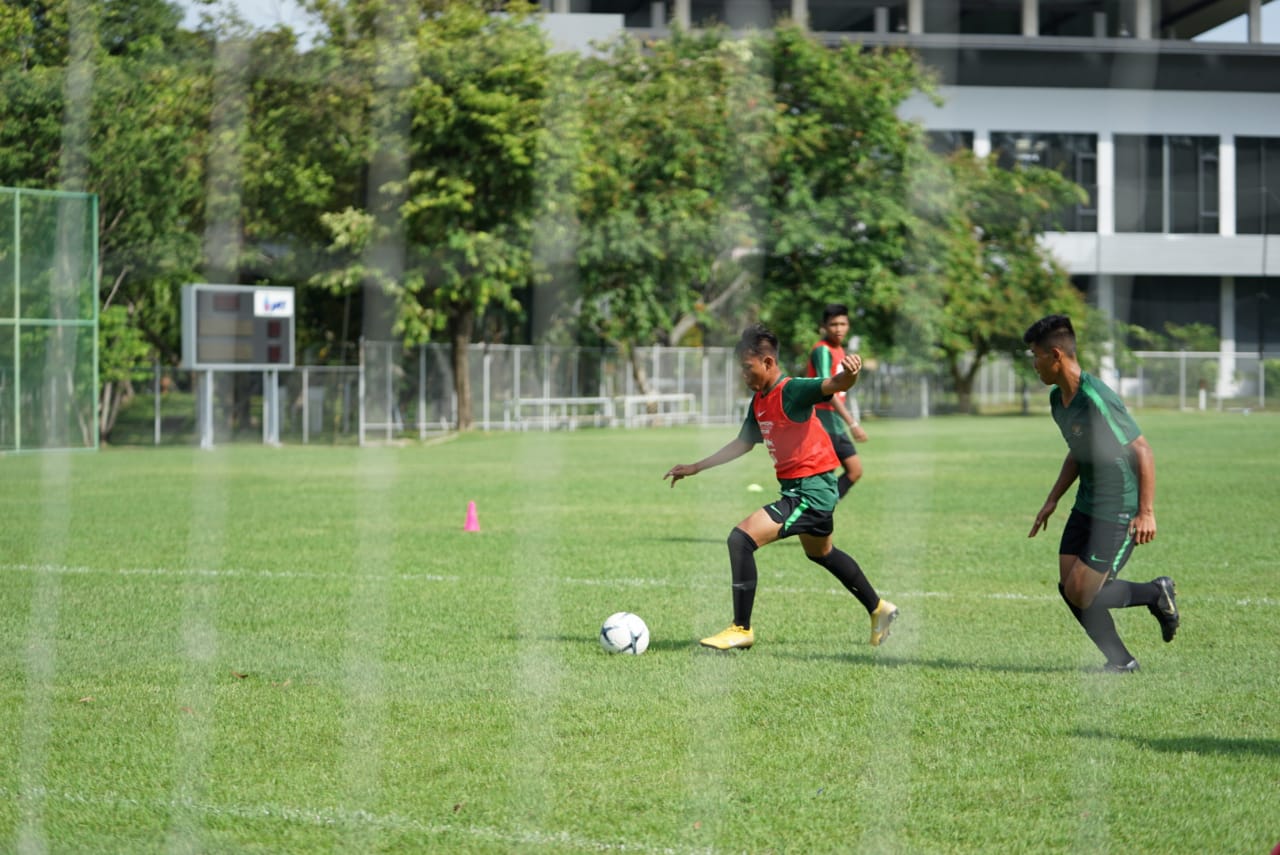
[822,303,849,324]
[1023,314,1077,356]
[735,323,779,359]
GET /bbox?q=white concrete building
[546,0,1280,395]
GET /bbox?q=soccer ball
[599,612,650,655]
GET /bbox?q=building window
[990,132,1097,231]
[804,1,900,33]
[956,1,1021,35]
[1128,276,1220,336]
[1038,2,1117,37]
[1236,137,1280,235]
[926,130,974,155]
[1114,135,1218,234]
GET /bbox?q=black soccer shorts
[828,427,857,461]
[763,492,835,539]
[1059,509,1136,578]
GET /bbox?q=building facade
[545,0,1280,396]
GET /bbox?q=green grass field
[2,412,1278,853]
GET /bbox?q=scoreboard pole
[263,369,280,446]
[200,370,215,450]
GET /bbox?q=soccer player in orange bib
[806,303,869,500]
[664,323,897,650]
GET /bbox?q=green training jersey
[1050,372,1143,523]
[739,375,838,510]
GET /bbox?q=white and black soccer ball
[599,612,650,655]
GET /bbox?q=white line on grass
[3,562,1273,607]
[0,562,460,583]
[4,787,713,855]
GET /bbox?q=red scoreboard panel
[181,284,295,370]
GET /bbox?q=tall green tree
[84,30,213,437]
[0,0,212,439]
[316,0,571,429]
[925,150,1089,412]
[231,28,371,363]
[573,29,775,389]
[758,25,934,366]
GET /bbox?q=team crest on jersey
[1071,424,1084,437]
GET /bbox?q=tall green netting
[0,187,99,452]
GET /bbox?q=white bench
[616,393,698,428]
[502,396,616,431]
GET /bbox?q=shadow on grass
[779,650,1081,674]
[523,634,1110,670]
[526,634,699,653]
[655,536,727,545]
[1073,728,1280,758]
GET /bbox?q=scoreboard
[181,284,296,370]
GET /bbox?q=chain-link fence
[0,187,98,452]
[100,343,1274,446]
[106,364,359,446]
[1121,350,1280,412]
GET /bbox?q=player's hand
[850,424,869,443]
[1029,499,1057,537]
[839,353,862,382]
[1129,510,1156,545]
[664,464,697,487]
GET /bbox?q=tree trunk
[98,378,136,443]
[99,380,116,440]
[627,346,655,397]
[952,349,988,414]
[450,304,475,431]
[668,270,752,346]
[955,373,975,415]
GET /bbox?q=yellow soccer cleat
[699,624,755,650]
[869,600,898,647]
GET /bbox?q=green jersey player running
[1024,314,1180,672]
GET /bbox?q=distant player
[806,303,869,500]
[664,323,897,651]
[1024,314,1179,672]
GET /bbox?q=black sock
[727,528,758,629]
[1059,583,1134,665]
[808,547,879,614]
[837,474,853,499]
[1093,579,1159,609]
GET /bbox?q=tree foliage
[314,0,571,428]
[758,26,935,367]
[923,150,1090,412]
[0,3,1097,435]
[573,29,774,386]
[0,0,211,438]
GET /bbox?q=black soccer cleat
[1149,576,1180,643]
[1102,658,1141,674]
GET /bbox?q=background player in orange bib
[806,303,869,500]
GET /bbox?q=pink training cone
[464,500,480,532]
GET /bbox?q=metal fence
[106,364,359,447]
[0,187,99,452]
[103,343,1276,446]
[1120,350,1278,412]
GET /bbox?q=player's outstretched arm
[665,438,753,487]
